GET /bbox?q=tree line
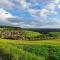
[0,27,60,40]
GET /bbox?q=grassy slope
[24,31,41,37]
[0,39,60,45]
[0,39,60,60]
[0,39,45,60]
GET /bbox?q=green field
[0,39,60,60]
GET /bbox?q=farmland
[0,39,60,60]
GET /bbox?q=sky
[0,0,60,28]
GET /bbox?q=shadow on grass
[0,49,13,60]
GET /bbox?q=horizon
[1,25,60,29]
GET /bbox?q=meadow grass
[0,39,60,60]
[0,39,60,46]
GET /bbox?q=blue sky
[0,0,60,28]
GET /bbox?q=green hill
[0,26,60,60]
[0,26,60,40]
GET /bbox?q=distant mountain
[24,28,60,33]
[0,26,60,34]
[0,26,22,30]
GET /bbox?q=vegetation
[0,26,60,40]
[0,40,60,60]
[0,26,60,60]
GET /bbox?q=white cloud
[51,0,60,3]
[0,0,58,17]
[58,5,60,8]
[39,3,57,17]
[28,3,57,18]
[0,8,14,20]
[0,8,16,26]
[0,0,60,28]
[0,0,59,17]
[24,0,58,18]
[17,0,60,28]
[19,0,27,9]
[0,0,15,10]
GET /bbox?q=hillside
[25,28,60,33]
[0,26,41,40]
[0,26,60,40]
[0,26,60,60]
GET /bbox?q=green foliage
[16,45,60,60]
[0,40,60,60]
[49,32,60,39]
[0,41,45,60]
[24,31,41,38]
[0,26,60,40]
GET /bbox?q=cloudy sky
[0,0,60,28]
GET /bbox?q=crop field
[0,39,60,60]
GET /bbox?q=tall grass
[0,40,60,60]
[0,40,45,60]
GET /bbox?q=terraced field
[0,39,60,60]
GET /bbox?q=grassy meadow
[0,27,60,60]
[0,39,60,60]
